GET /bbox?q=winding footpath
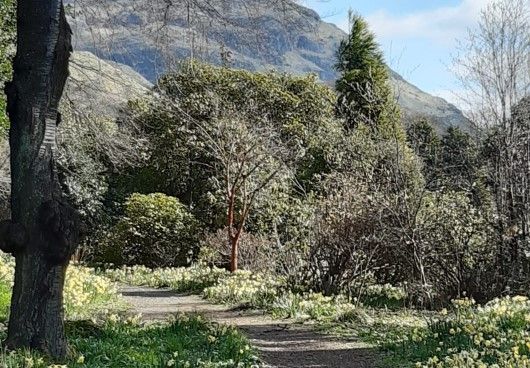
[120,285,379,368]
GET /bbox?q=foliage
[406,119,442,187]
[125,61,342,229]
[363,284,408,309]
[335,12,398,136]
[199,229,277,273]
[301,125,425,298]
[302,172,387,296]
[121,61,346,271]
[270,291,356,321]
[479,97,530,291]
[99,193,199,268]
[439,127,481,194]
[390,296,530,367]
[56,105,148,228]
[0,315,259,368]
[0,0,15,136]
[411,191,494,303]
[450,0,530,295]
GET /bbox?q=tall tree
[440,126,480,193]
[453,0,530,288]
[0,0,80,358]
[454,0,530,128]
[334,12,394,132]
[406,119,441,187]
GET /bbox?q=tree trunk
[230,235,238,272]
[0,0,79,359]
[230,231,242,273]
[227,189,239,272]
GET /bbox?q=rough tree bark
[0,0,80,359]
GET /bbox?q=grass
[0,254,261,368]
[380,296,530,367]
[0,315,259,367]
[68,315,259,368]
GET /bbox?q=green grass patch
[380,296,530,367]
[0,315,259,367]
[0,281,11,322]
[0,256,261,367]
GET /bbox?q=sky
[302,0,491,106]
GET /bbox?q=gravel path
[120,285,379,368]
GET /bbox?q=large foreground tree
[0,0,80,358]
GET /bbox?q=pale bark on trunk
[0,0,79,359]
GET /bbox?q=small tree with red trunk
[197,110,287,272]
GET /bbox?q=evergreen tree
[335,12,394,132]
[440,126,480,193]
[406,119,442,187]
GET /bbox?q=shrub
[300,124,425,298]
[412,191,494,304]
[101,193,199,268]
[301,172,388,296]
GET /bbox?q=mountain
[65,0,469,130]
[66,51,152,117]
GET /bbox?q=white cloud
[346,0,491,46]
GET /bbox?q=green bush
[101,193,199,268]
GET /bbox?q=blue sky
[303,0,490,106]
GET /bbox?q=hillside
[66,51,152,116]
[65,0,469,129]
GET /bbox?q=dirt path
[120,285,379,368]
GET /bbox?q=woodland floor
[121,285,380,368]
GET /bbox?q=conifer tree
[335,12,395,133]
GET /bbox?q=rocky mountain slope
[65,0,468,129]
